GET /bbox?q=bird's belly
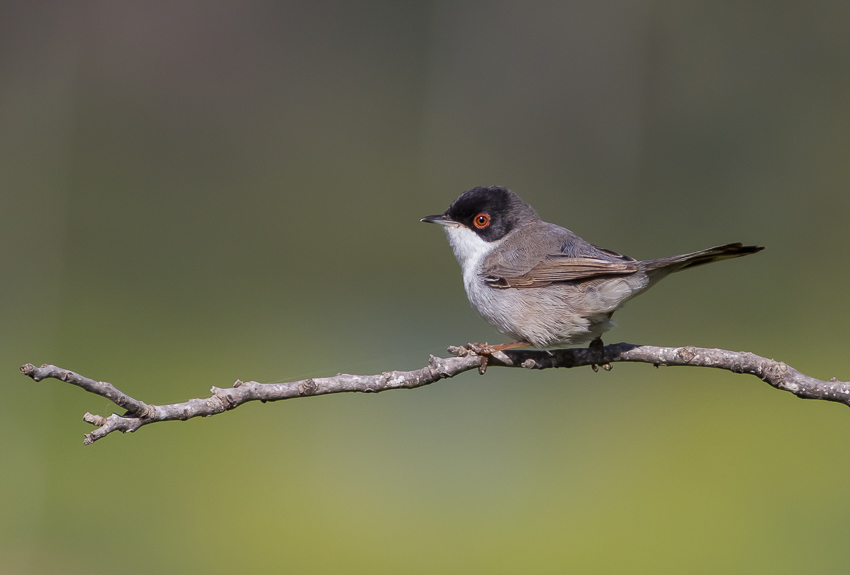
[464,274,648,348]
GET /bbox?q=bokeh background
[3,1,850,573]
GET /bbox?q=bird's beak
[420,213,454,226]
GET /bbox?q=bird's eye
[473,213,491,229]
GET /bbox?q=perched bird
[422,186,763,354]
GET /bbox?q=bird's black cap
[422,186,539,242]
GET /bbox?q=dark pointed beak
[420,213,454,226]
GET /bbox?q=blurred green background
[3,0,850,573]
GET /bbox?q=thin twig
[20,342,849,445]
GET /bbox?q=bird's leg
[588,338,612,372]
[490,341,533,352]
[465,340,531,355]
[465,341,532,374]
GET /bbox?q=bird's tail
[644,243,764,282]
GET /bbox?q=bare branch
[20,342,850,445]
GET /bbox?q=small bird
[422,185,763,355]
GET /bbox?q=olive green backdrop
[3,1,849,573]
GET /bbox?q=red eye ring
[473,213,491,229]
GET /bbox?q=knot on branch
[139,404,157,419]
[770,361,789,384]
[83,412,107,427]
[298,378,318,396]
[427,355,453,379]
[677,346,697,363]
[210,387,239,411]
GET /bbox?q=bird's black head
[421,186,540,242]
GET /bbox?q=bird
[421,185,763,358]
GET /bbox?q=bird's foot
[465,341,495,355]
[460,342,492,375]
[462,341,532,375]
[588,338,612,372]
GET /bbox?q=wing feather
[485,255,640,289]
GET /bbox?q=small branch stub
[20,342,850,445]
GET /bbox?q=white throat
[443,225,501,289]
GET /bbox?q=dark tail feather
[644,243,764,280]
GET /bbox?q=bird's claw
[465,342,495,374]
[466,342,496,355]
[588,338,612,372]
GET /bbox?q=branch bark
[20,343,849,445]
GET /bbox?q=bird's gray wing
[481,222,640,289]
